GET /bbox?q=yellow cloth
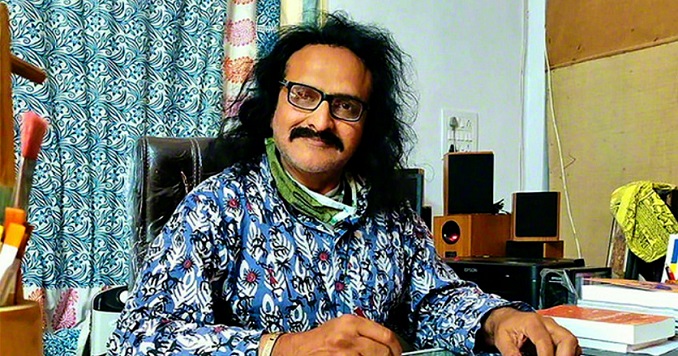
[610,181,678,262]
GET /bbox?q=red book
[538,305,675,345]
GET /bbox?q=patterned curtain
[224,0,259,116]
[225,0,324,115]
[8,0,317,354]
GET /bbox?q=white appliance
[90,286,128,356]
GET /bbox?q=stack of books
[538,304,675,353]
[577,278,678,334]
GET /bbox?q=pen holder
[0,299,43,355]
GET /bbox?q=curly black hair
[214,12,418,213]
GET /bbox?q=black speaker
[444,152,494,214]
[512,191,560,241]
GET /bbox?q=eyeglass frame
[279,79,369,122]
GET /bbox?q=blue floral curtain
[8,0,283,354]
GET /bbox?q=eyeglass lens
[288,83,363,121]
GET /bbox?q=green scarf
[265,138,347,224]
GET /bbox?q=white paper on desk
[630,337,678,355]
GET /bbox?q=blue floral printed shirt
[109,155,526,355]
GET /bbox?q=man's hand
[480,307,581,356]
[263,314,402,356]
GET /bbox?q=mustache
[289,127,344,152]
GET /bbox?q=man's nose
[305,101,335,131]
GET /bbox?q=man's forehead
[283,44,372,98]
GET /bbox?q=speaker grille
[445,152,494,214]
[512,192,560,239]
[441,220,461,245]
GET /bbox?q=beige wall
[547,0,678,266]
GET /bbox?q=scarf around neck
[265,138,358,225]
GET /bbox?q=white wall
[523,0,548,191]
[330,1,532,216]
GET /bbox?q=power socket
[440,109,478,157]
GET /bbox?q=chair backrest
[131,136,231,281]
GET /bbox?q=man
[109,13,580,356]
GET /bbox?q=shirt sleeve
[107,179,262,356]
[401,212,533,354]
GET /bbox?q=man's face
[271,44,372,192]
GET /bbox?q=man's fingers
[492,317,555,356]
[348,315,402,355]
[492,333,524,356]
[354,336,394,356]
[556,343,582,356]
[485,310,580,356]
[523,317,555,356]
[543,317,580,356]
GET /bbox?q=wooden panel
[547,41,678,267]
[0,3,14,188]
[547,0,678,68]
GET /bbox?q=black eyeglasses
[279,80,368,122]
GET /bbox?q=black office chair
[90,136,230,355]
[130,136,231,278]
